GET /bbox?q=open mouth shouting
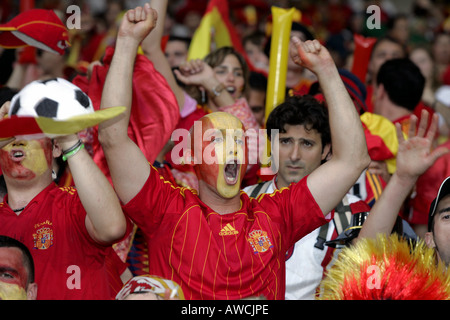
[10,149,25,162]
[225,86,237,97]
[224,159,240,185]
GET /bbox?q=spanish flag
[187,0,246,62]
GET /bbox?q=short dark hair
[0,235,35,285]
[376,58,425,111]
[370,36,408,60]
[266,95,331,149]
[167,35,191,47]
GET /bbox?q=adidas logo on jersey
[219,223,239,236]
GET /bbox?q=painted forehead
[202,112,244,132]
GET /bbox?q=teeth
[13,151,24,158]
[226,87,235,93]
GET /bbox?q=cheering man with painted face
[99,3,370,300]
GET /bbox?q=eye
[302,140,314,147]
[0,272,14,279]
[211,136,223,143]
[279,138,292,145]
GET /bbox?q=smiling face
[0,138,53,181]
[192,112,248,199]
[212,54,246,100]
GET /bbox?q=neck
[276,179,289,190]
[3,175,52,210]
[197,182,241,215]
[382,103,412,122]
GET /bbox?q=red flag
[72,47,180,182]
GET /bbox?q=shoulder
[243,180,274,198]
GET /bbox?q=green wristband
[62,143,84,161]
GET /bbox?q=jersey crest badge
[33,221,54,250]
[248,229,273,254]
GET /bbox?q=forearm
[98,13,153,204]
[318,64,369,167]
[62,140,126,243]
[203,78,235,108]
[141,0,185,110]
[99,37,139,148]
[356,173,416,241]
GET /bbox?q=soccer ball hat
[0,78,125,139]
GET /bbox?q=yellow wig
[319,234,450,300]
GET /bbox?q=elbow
[91,214,128,245]
[97,221,127,245]
[359,150,371,171]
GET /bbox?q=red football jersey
[123,167,330,300]
[0,183,117,300]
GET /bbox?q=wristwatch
[211,83,225,97]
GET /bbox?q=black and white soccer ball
[9,78,94,119]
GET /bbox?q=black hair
[167,35,192,47]
[0,86,18,106]
[376,58,425,111]
[248,71,267,91]
[0,235,35,285]
[266,95,331,149]
[370,35,408,59]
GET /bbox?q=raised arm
[140,0,185,110]
[98,4,157,204]
[55,134,127,244]
[289,37,371,215]
[357,111,449,240]
[174,59,235,108]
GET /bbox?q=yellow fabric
[187,7,232,60]
[360,112,406,174]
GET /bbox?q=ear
[424,231,435,248]
[322,143,332,161]
[52,139,62,158]
[375,83,386,100]
[26,282,38,300]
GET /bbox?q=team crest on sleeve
[247,229,273,254]
[33,220,54,250]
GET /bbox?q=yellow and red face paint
[193,112,248,199]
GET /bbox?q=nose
[225,71,235,83]
[12,140,27,147]
[289,143,301,162]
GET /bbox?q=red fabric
[0,9,70,55]
[405,140,450,225]
[123,171,329,300]
[0,183,118,299]
[362,123,395,161]
[73,46,180,182]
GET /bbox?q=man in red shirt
[0,83,128,299]
[98,4,369,300]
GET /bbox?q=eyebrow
[438,207,450,214]
[215,65,243,72]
